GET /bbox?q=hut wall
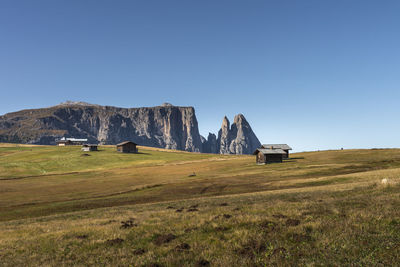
[117,143,137,153]
[266,154,283,163]
[124,143,136,153]
[283,150,289,159]
[256,151,265,164]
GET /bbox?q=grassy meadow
[0,144,399,266]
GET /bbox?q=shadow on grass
[134,152,151,155]
[78,150,150,155]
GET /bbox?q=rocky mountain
[201,133,218,154]
[0,102,260,154]
[202,114,261,154]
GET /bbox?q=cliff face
[0,102,260,154]
[0,102,202,152]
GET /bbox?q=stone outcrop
[215,114,261,154]
[0,102,260,154]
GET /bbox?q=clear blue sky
[1,0,399,152]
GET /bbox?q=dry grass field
[0,144,399,266]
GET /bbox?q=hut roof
[253,148,287,155]
[261,144,292,150]
[116,141,137,146]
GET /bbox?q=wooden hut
[261,144,292,159]
[56,137,88,146]
[81,144,98,152]
[116,141,138,153]
[56,140,72,146]
[253,148,287,164]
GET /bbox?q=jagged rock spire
[216,114,260,154]
[218,116,231,154]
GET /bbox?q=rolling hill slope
[0,144,399,266]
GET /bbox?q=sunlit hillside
[0,144,399,266]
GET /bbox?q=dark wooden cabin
[261,144,292,159]
[116,141,138,153]
[253,148,287,164]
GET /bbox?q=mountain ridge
[0,102,260,154]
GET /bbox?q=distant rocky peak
[234,114,252,132]
[233,113,246,123]
[221,116,230,128]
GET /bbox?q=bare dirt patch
[184,227,198,233]
[214,214,232,219]
[286,218,301,226]
[120,219,137,229]
[215,226,229,232]
[195,259,210,266]
[105,238,124,246]
[237,239,267,258]
[258,220,277,232]
[272,213,287,219]
[145,263,163,267]
[175,243,191,251]
[187,208,199,212]
[200,186,211,194]
[133,248,146,255]
[75,234,88,239]
[153,233,176,246]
